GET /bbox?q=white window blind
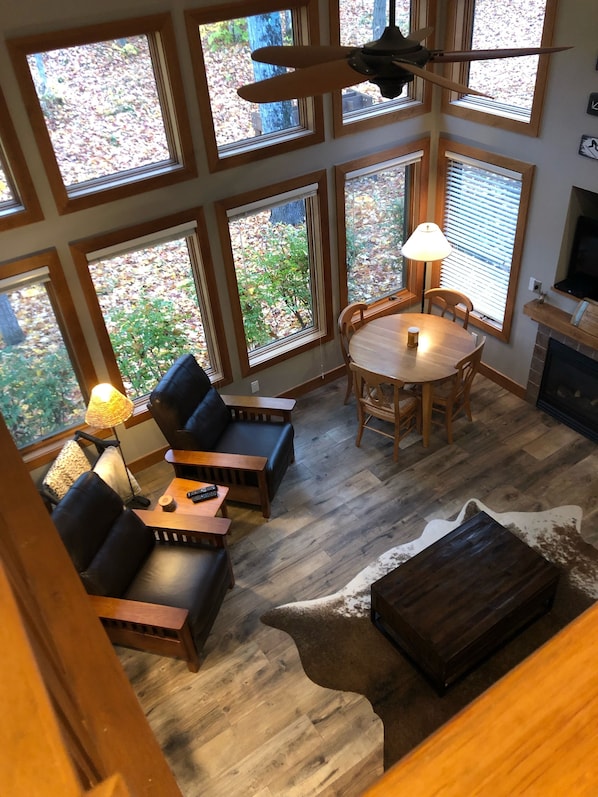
[441,153,522,327]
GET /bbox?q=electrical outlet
[528,277,542,293]
[251,380,259,394]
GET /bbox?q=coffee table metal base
[371,511,560,694]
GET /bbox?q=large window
[436,139,534,341]
[331,0,431,136]
[0,87,42,231]
[186,0,323,171]
[8,15,196,213]
[217,172,332,373]
[70,211,228,405]
[0,251,96,458]
[335,140,429,310]
[442,0,557,135]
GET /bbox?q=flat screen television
[554,215,598,300]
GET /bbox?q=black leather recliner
[147,354,296,518]
[52,471,233,671]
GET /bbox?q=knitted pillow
[42,440,91,502]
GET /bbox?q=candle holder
[407,326,419,348]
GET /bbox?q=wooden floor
[121,374,598,797]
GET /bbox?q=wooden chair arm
[221,394,295,423]
[133,509,231,539]
[165,448,267,474]
[89,595,189,632]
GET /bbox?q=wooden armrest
[89,595,189,631]
[165,448,267,473]
[133,509,231,538]
[221,394,295,422]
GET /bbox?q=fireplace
[537,338,598,442]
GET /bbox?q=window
[331,0,430,137]
[8,15,196,213]
[436,139,534,341]
[185,0,323,171]
[0,250,96,458]
[442,0,557,135]
[335,140,429,310]
[0,87,43,231]
[70,211,228,405]
[217,172,332,374]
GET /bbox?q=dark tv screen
[568,215,598,279]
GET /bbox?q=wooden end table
[157,477,229,518]
[371,511,560,693]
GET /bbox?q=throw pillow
[42,440,92,502]
[93,445,142,502]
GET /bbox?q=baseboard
[478,362,526,400]
[280,366,345,398]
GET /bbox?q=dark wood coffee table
[371,511,560,693]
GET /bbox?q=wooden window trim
[216,170,333,377]
[433,137,535,343]
[0,249,98,469]
[0,87,43,231]
[185,0,324,173]
[335,136,430,314]
[441,0,558,137]
[330,0,434,139]
[7,14,196,215]
[69,207,231,419]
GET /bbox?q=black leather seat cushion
[124,545,230,642]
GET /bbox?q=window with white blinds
[441,152,523,330]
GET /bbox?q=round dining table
[349,313,477,447]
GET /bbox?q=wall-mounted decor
[579,135,598,160]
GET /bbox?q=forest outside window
[70,212,228,405]
[8,15,195,213]
[442,0,556,135]
[436,140,534,341]
[218,172,332,373]
[186,0,323,171]
[0,251,96,458]
[331,0,430,137]
[336,141,428,309]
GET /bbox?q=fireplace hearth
[537,338,598,442]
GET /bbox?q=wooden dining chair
[338,301,368,403]
[430,337,486,444]
[350,363,420,461]
[425,288,474,330]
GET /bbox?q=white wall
[0,0,595,464]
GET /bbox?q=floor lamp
[85,383,150,508]
[401,223,453,313]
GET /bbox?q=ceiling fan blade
[251,44,355,68]
[407,26,434,43]
[430,45,571,64]
[238,58,361,103]
[393,60,491,97]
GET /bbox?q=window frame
[0,249,98,468]
[69,208,230,418]
[185,0,324,173]
[434,138,534,342]
[330,0,434,138]
[7,14,196,215]
[216,170,333,376]
[335,138,430,314]
[441,0,559,136]
[0,87,43,231]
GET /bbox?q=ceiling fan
[237,0,570,104]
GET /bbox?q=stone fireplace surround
[524,300,598,406]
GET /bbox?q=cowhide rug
[261,499,598,768]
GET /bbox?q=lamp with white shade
[401,222,452,313]
[85,383,150,507]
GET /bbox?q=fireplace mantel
[523,300,598,351]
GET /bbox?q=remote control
[187,485,217,498]
[191,490,218,503]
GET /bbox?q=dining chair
[425,288,474,330]
[350,363,420,461]
[338,301,369,403]
[430,337,486,444]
